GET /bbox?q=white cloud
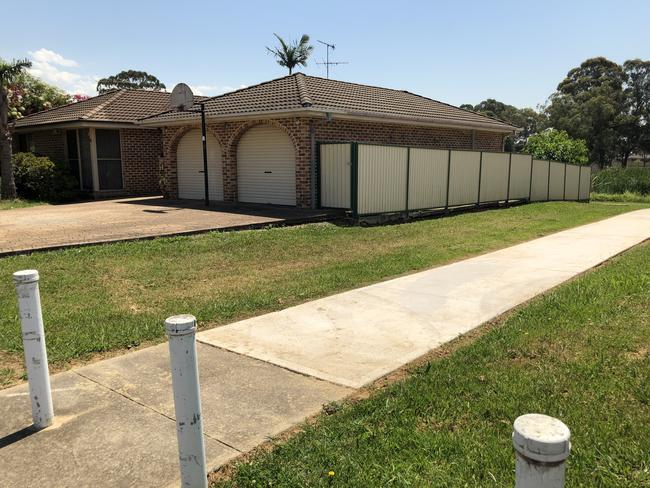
[26,48,98,95]
[29,48,78,67]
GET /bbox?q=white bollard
[513,414,571,488]
[165,315,207,488]
[13,269,54,429]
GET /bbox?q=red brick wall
[19,130,66,161]
[161,118,311,206]
[120,128,163,194]
[160,116,508,207]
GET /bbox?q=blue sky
[3,0,649,108]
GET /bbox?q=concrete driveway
[0,197,339,255]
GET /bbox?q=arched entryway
[176,129,223,200]
[236,125,296,205]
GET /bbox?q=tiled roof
[12,90,177,128]
[141,73,516,132]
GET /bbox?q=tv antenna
[316,40,349,79]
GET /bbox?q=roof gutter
[138,108,515,133]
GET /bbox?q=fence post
[563,162,568,201]
[350,142,359,218]
[13,270,54,430]
[445,150,452,211]
[506,153,512,204]
[528,156,534,202]
[577,165,582,201]
[476,151,483,206]
[547,161,551,201]
[405,147,410,217]
[513,414,571,488]
[165,315,207,488]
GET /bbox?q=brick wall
[160,116,508,207]
[25,130,66,161]
[161,118,311,206]
[120,128,163,194]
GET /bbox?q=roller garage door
[176,129,223,200]
[237,125,296,205]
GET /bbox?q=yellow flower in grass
[328,470,335,477]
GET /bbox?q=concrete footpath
[1,209,649,487]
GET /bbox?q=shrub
[591,167,650,195]
[12,152,77,201]
[524,129,589,165]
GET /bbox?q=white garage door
[237,125,296,205]
[177,129,223,200]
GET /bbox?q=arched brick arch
[222,119,310,206]
[160,125,227,199]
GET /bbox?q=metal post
[445,150,452,211]
[405,147,410,216]
[547,161,551,201]
[506,153,512,204]
[476,151,483,206]
[165,315,207,488]
[528,156,534,202]
[513,414,571,488]
[200,103,209,207]
[13,270,53,429]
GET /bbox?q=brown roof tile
[141,73,516,131]
[13,90,176,128]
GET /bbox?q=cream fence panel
[579,166,591,200]
[549,162,566,200]
[564,164,580,200]
[357,144,408,214]
[448,151,481,207]
[320,144,351,208]
[479,152,509,203]
[509,154,533,200]
[530,159,549,201]
[408,148,449,210]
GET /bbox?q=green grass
[0,201,647,387]
[591,192,650,204]
[0,198,47,210]
[214,241,650,488]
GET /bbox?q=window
[95,129,123,190]
[17,133,33,153]
[65,130,81,185]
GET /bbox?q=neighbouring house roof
[140,73,516,132]
[12,89,191,129]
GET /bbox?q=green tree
[524,129,589,165]
[618,59,650,165]
[463,99,547,151]
[546,57,626,166]
[96,70,166,93]
[8,71,71,121]
[266,34,314,75]
[1,58,32,199]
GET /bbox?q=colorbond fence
[319,143,591,216]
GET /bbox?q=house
[140,73,516,207]
[13,74,516,206]
[11,90,177,196]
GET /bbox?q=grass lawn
[0,198,47,210]
[214,241,650,488]
[0,201,647,387]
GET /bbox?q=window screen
[95,129,123,190]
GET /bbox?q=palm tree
[266,34,314,75]
[1,58,32,200]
